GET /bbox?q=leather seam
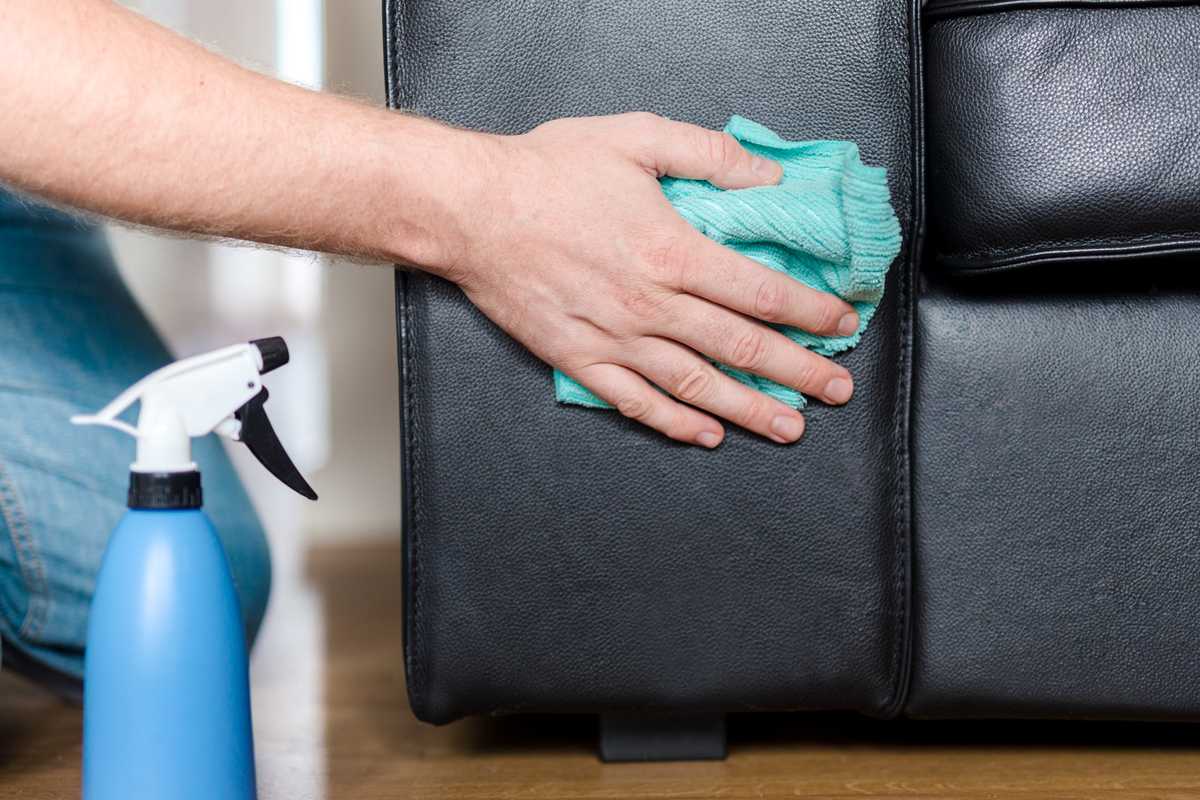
[402,272,425,716]
[943,229,1200,259]
[882,0,924,720]
[937,237,1200,272]
[386,0,428,722]
[925,0,1196,20]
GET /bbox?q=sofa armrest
[386,0,921,723]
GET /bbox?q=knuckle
[734,395,768,429]
[530,117,572,139]
[792,356,822,389]
[728,328,769,370]
[674,365,715,404]
[619,112,663,143]
[553,347,593,373]
[615,393,653,422]
[753,278,787,322]
[641,235,693,288]
[616,283,671,322]
[813,298,843,332]
[623,111,661,128]
[704,131,742,173]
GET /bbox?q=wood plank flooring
[3,540,1198,799]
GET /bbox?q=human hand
[441,113,858,448]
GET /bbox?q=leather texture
[386,0,921,724]
[911,271,1200,718]
[925,1,1200,271]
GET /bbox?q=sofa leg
[598,712,727,762]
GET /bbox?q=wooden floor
[4,539,1200,799]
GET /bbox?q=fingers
[624,337,807,443]
[678,235,859,337]
[655,294,854,406]
[636,115,783,190]
[570,362,725,448]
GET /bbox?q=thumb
[638,116,783,190]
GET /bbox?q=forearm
[0,0,865,446]
[0,0,480,270]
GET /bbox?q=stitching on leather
[940,234,1200,269]
[883,0,922,719]
[884,5,910,718]
[925,0,1194,20]
[885,260,908,715]
[382,0,398,113]
[0,458,50,641]
[404,274,425,714]
[387,0,426,720]
[949,228,1200,259]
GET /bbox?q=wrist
[376,118,502,284]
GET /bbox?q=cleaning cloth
[554,115,902,409]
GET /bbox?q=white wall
[112,0,400,542]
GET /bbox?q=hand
[444,113,858,448]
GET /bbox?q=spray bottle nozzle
[72,338,318,503]
[251,337,290,375]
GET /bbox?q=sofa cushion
[925,0,1200,272]
[911,271,1200,718]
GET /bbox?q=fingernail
[824,377,853,404]
[696,431,722,449]
[837,312,859,337]
[752,157,780,181]
[769,414,804,443]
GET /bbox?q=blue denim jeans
[0,190,270,688]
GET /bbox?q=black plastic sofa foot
[598,712,727,762]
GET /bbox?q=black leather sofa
[385,0,1200,757]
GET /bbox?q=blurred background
[114,0,398,545]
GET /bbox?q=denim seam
[0,457,51,640]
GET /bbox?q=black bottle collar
[127,470,203,510]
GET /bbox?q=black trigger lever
[234,387,318,501]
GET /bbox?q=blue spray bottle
[72,337,317,800]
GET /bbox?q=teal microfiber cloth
[554,115,902,409]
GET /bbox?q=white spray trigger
[71,339,316,500]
